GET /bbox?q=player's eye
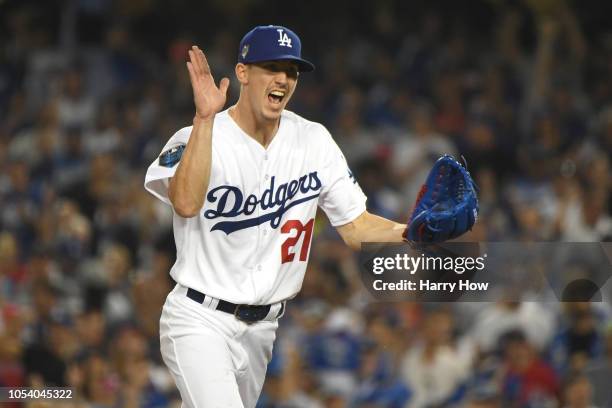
[260,63,279,72]
[261,63,298,78]
[287,67,299,78]
[272,64,285,72]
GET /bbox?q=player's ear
[235,63,248,85]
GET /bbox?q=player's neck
[229,100,279,148]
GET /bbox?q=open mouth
[268,90,286,105]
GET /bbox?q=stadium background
[1,0,611,406]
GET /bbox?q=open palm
[186,46,230,121]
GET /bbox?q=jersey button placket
[262,156,271,236]
[250,154,265,299]
[259,156,271,277]
[256,154,268,263]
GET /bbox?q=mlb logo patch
[159,144,186,168]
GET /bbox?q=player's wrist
[193,114,215,127]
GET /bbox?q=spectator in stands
[401,309,473,407]
[501,330,559,406]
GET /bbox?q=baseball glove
[403,155,479,243]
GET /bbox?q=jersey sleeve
[144,127,192,205]
[317,125,367,226]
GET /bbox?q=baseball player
[144,25,476,408]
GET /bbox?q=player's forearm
[337,211,406,250]
[168,117,214,217]
[354,213,406,246]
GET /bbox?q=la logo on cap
[277,29,292,48]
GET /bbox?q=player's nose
[273,70,289,84]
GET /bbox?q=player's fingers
[190,46,204,76]
[197,47,211,74]
[186,61,199,88]
[188,49,200,75]
[219,77,230,97]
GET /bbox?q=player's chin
[262,103,285,120]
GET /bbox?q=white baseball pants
[160,284,280,408]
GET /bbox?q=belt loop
[207,296,219,310]
[277,302,286,319]
[265,301,285,321]
[264,303,278,321]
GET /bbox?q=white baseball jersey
[145,108,366,305]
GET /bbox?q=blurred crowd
[1,0,612,407]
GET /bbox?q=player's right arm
[168,46,229,218]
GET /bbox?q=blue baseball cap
[238,25,315,72]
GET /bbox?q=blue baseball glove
[403,155,479,243]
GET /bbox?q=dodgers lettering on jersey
[206,172,321,234]
[145,109,366,305]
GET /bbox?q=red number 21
[281,219,314,264]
